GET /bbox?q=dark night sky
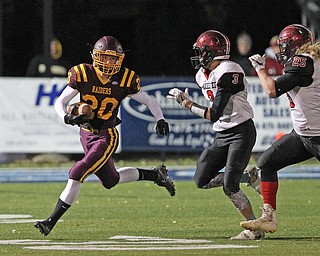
[2,0,303,77]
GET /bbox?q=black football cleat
[154,164,176,196]
[34,220,53,236]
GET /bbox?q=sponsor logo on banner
[246,77,292,151]
[0,78,83,153]
[121,81,215,152]
[121,77,293,152]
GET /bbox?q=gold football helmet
[91,36,125,76]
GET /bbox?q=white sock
[59,178,81,205]
[117,167,139,184]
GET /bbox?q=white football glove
[167,88,191,108]
[249,54,266,72]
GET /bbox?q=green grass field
[0,180,319,255]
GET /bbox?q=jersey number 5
[292,56,307,68]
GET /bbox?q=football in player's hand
[67,102,94,120]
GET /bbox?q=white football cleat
[240,204,277,233]
[230,229,265,240]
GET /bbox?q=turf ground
[0,179,319,255]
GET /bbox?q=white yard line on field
[0,235,257,251]
[0,216,258,251]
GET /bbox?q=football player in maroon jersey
[168,30,264,240]
[34,36,174,236]
[241,24,320,234]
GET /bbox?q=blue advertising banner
[120,76,293,153]
[0,77,292,153]
[120,77,216,152]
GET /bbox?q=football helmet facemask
[190,30,230,69]
[275,24,314,65]
[91,36,125,76]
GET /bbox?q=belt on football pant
[80,118,122,133]
[81,127,99,133]
[80,123,100,133]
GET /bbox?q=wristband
[190,103,207,118]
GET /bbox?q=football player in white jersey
[240,24,320,234]
[168,30,264,240]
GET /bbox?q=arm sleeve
[54,86,79,120]
[129,90,165,121]
[209,88,232,123]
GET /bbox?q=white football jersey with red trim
[286,54,320,136]
[195,60,254,131]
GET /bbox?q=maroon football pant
[69,127,120,189]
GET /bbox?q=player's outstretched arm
[167,87,209,120]
[130,90,169,136]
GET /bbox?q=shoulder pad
[285,55,314,76]
[217,72,244,93]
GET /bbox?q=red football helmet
[190,30,230,69]
[275,24,314,64]
[91,36,125,76]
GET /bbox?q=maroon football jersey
[67,63,140,129]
